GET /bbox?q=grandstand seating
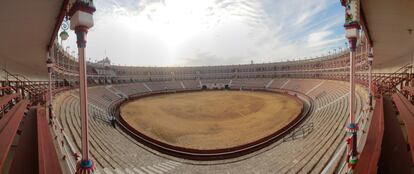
[391,92,414,162]
[201,79,230,85]
[113,83,150,96]
[163,81,184,90]
[53,78,370,173]
[181,80,200,89]
[3,0,411,172]
[230,78,271,89]
[37,107,63,174]
[269,79,290,89]
[378,95,412,173]
[146,81,168,91]
[0,93,21,112]
[0,99,30,172]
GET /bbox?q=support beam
[47,46,55,124]
[341,0,361,171]
[368,47,373,110]
[69,1,96,173]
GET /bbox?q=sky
[62,0,347,67]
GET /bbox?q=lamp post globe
[59,30,69,41]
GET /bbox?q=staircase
[2,69,48,100]
[374,64,413,94]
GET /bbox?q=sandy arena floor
[120,91,302,150]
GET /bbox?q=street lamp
[59,17,70,45]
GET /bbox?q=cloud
[178,51,247,66]
[61,0,346,66]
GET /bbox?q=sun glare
[121,0,217,50]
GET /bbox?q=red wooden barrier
[37,107,62,174]
[0,100,23,131]
[391,92,414,163]
[8,107,38,174]
[0,100,29,171]
[0,93,20,110]
[354,96,384,174]
[0,86,11,91]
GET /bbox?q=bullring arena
[120,91,302,150]
[1,1,414,174]
[50,79,370,173]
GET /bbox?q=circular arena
[2,0,414,174]
[120,90,303,157]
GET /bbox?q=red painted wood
[403,86,414,96]
[0,93,19,109]
[0,86,11,91]
[37,107,63,174]
[378,96,411,173]
[0,100,29,171]
[354,96,384,174]
[391,92,414,163]
[8,108,38,174]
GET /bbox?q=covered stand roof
[361,0,414,71]
[0,0,67,79]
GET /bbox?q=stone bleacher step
[132,167,147,174]
[156,164,173,171]
[102,168,114,174]
[151,165,168,172]
[140,166,157,174]
[97,165,176,174]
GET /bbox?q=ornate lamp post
[68,0,96,173]
[341,0,360,171]
[60,25,69,87]
[46,53,54,123]
[59,20,69,45]
[368,48,373,110]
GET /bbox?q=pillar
[46,54,54,124]
[341,0,360,170]
[69,0,96,173]
[368,47,373,110]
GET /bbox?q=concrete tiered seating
[163,81,184,90]
[146,81,168,91]
[278,81,350,173]
[88,86,122,109]
[269,79,289,89]
[113,83,149,96]
[181,80,200,89]
[231,78,271,89]
[54,92,182,173]
[201,79,230,85]
[282,79,324,94]
[53,78,369,173]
